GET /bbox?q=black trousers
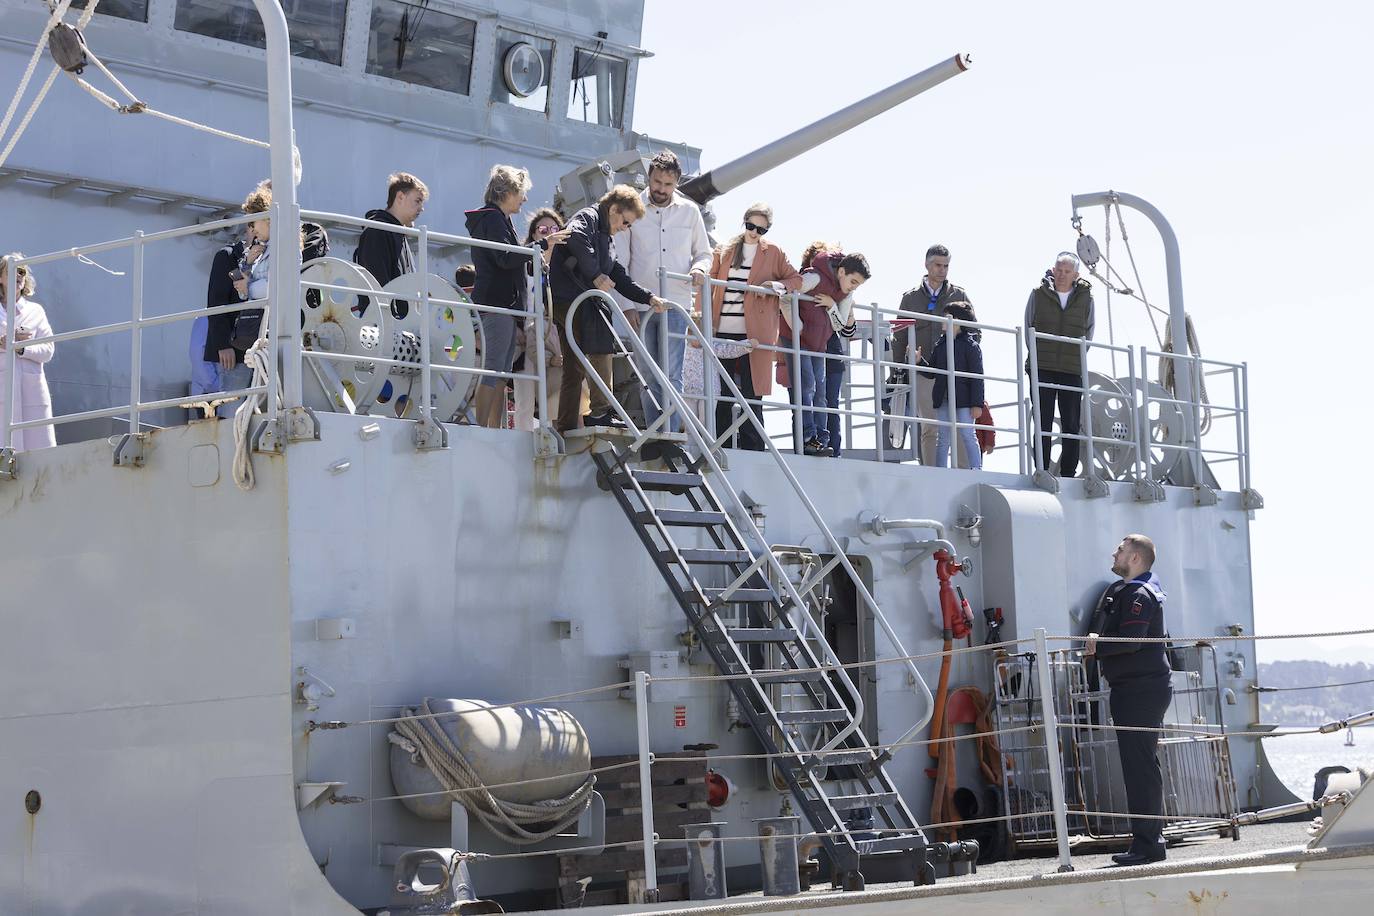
[715,354,766,450]
[1036,369,1085,477]
[1108,675,1173,844]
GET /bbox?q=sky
[636,0,1374,663]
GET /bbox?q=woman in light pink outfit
[0,256,56,451]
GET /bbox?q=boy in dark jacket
[353,172,427,317]
[929,302,985,469]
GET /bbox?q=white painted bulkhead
[0,412,1261,911]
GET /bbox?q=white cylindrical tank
[390,698,591,821]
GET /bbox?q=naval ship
[3,2,1371,913]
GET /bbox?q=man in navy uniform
[1085,533,1172,865]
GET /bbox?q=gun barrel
[679,53,971,205]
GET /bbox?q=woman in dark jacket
[929,302,985,469]
[548,184,666,432]
[465,164,536,428]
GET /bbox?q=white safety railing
[1,214,272,463]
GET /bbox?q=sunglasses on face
[744,222,769,235]
[536,224,557,235]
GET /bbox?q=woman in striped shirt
[706,204,802,449]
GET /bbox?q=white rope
[0,0,74,163]
[0,64,61,171]
[232,296,276,491]
[390,699,595,845]
[1160,313,1212,434]
[68,47,270,149]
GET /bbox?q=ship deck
[561,821,1360,915]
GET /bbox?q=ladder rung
[827,792,898,811]
[669,548,752,565]
[623,469,703,492]
[777,708,850,724]
[726,627,799,643]
[691,588,774,605]
[809,750,875,767]
[754,669,827,685]
[639,509,727,527]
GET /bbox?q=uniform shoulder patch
[1130,597,1145,616]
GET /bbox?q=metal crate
[992,645,1238,851]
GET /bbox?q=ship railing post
[1033,628,1074,873]
[1240,362,1253,492]
[944,312,956,467]
[1138,346,1152,481]
[1,254,16,457]
[410,225,445,450]
[1027,329,1043,473]
[531,243,551,449]
[128,231,145,440]
[789,291,803,454]
[633,670,659,903]
[1014,327,1028,475]
[871,304,885,464]
[702,276,717,442]
[1127,345,1145,483]
[1080,338,1100,491]
[1190,352,1205,485]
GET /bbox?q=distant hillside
[1257,661,1374,725]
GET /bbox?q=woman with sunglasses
[706,203,802,449]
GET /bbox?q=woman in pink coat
[1,256,57,451]
[706,203,802,448]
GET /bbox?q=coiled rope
[389,698,595,845]
[232,300,276,491]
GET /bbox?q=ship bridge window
[173,0,346,65]
[492,30,554,113]
[366,0,476,95]
[71,0,148,21]
[568,48,627,129]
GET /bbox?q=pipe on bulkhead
[863,514,957,559]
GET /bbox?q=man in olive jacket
[1024,252,1096,477]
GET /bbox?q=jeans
[935,406,982,469]
[216,362,254,419]
[637,308,687,433]
[824,333,845,455]
[799,353,827,443]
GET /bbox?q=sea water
[1263,728,1374,798]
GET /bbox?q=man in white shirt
[621,150,712,433]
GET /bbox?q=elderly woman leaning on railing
[1,255,56,451]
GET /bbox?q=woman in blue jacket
[929,303,985,469]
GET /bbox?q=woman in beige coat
[706,203,801,448]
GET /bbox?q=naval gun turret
[555,53,971,229]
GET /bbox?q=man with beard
[1085,534,1172,865]
[620,150,712,433]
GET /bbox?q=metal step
[638,509,728,527]
[726,627,800,643]
[669,548,752,565]
[776,708,850,724]
[689,588,774,605]
[826,792,898,811]
[622,470,704,492]
[753,669,827,685]
[808,749,874,767]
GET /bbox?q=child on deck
[684,334,758,425]
[788,250,868,456]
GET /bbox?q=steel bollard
[684,821,728,900]
[754,816,801,896]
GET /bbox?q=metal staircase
[590,441,932,887]
[556,288,962,887]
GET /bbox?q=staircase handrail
[564,291,936,756]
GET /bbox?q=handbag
[229,308,264,352]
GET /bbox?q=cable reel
[300,258,390,414]
[370,272,481,423]
[1034,371,1183,482]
